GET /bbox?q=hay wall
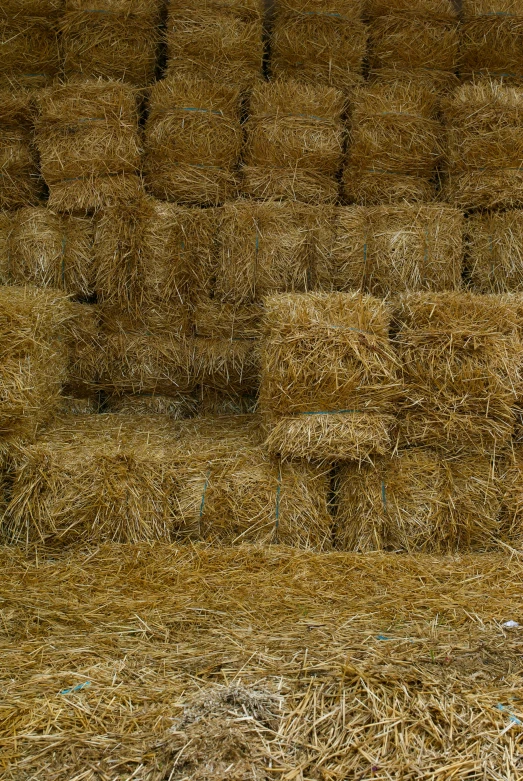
[460,0,523,81]
[467,210,523,293]
[368,16,459,74]
[0,91,42,210]
[105,392,198,419]
[64,302,100,399]
[0,16,59,84]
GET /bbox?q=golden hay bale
[194,301,262,339]
[336,448,503,552]
[365,0,458,16]
[0,286,71,442]
[4,414,183,546]
[64,302,101,398]
[499,447,523,547]
[196,387,258,416]
[368,67,460,96]
[165,5,263,88]
[60,0,162,86]
[460,0,523,81]
[368,15,458,73]
[4,207,93,297]
[271,3,366,91]
[467,210,523,293]
[394,292,522,454]
[0,17,59,82]
[343,80,442,205]
[260,292,399,461]
[194,337,260,394]
[442,80,523,210]
[105,392,197,419]
[143,75,242,205]
[0,91,41,210]
[242,79,346,204]
[35,80,143,212]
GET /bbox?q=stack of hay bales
[143,75,243,205]
[165,0,263,88]
[442,80,523,209]
[242,79,345,203]
[260,292,399,461]
[466,210,523,292]
[460,0,523,82]
[343,80,443,204]
[0,92,42,209]
[60,0,162,86]
[270,0,367,91]
[0,1,60,89]
[35,80,143,212]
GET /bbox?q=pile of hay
[442,80,523,209]
[64,302,100,400]
[271,0,366,91]
[165,1,263,87]
[105,392,197,419]
[460,0,523,81]
[343,79,442,204]
[242,79,346,203]
[260,292,399,461]
[143,74,243,205]
[35,80,143,212]
[0,285,71,443]
[394,292,522,454]
[0,91,41,209]
[0,207,93,297]
[60,0,162,86]
[336,447,503,552]
[467,210,523,292]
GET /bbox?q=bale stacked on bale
[243,79,346,204]
[35,80,143,212]
[143,75,243,205]
[0,4,60,85]
[394,292,522,454]
[442,81,523,210]
[165,0,263,88]
[460,0,523,82]
[105,392,197,418]
[260,292,399,462]
[343,80,442,204]
[0,91,41,210]
[60,0,162,85]
[271,0,366,91]
[467,210,523,292]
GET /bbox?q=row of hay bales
[3,0,523,90]
[3,77,523,210]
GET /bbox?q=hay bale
[60,0,161,86]
[343,80,442,204]
[368,67,460,97]
[105,392,197,419]
[242,79,346,204]
[143,75,242,205]
[260,292,399,462]
[196,387,257,416]
[368,16,458,73]
[35,80,143,212]
[0,16,59,83]
[365,0,457,16]
[271,1,366,91]
[64,302,100,398]
[59,395,99,415]
[394,292,522,454]
[194,301,263,340]
[0,91,41,210]
[460,1,523,81]
[442,80,523,210]
[467,210,523,293]
[194,337,260,394]
[499,447,523,547]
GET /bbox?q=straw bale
[467,210,523,292]
[0,91,41,210]
[368,16,459,73]
[165,6,263,88]
[499,447,523,547]
[60,0,161,86]
[194,337,260,394]
[197,387,257,416]
[194,301,263,339]
[59,395,99,414]
[35,80,143,213]
[461,1,523,81]
[365,0,458,16]
[442,80,523,210]
[167,0,262,20]
[260,292,399,461]
[1,0,63,13]
[64,302,100,398]
[394,291,522,454]
[144,75,242,205]
[242,79,346,204]
[0,17,59,82]
[105,392,197,418]
[368,66,460,96]
[271,4,366,91]
[343,80,442,205]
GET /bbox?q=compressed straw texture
[365,0,458,17]
[499,447,523,547]
[242,79,346,204]
[368,15,459,73]
[196,387,257,416]
[460,0,523,81]
[143,75,242,205]
[63,302,100,398]
[105,392,198,419]
[260,292,399,462]
[194,336,260,394]
[467,210,523,293]
[0,16,59,82]
[35,80,143,212]
[0,91,41,209]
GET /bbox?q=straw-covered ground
[1,544,522,779]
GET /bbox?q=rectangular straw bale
[60,0,162,86]
[4,414,183,546]
[196,387,257,416]
[365,0,458,16]
[105,392,197,419]
[0,91,41,210]
[0,16,59,82]
[343,80,442,204]
[194,336,260,394]
[467,210,523,293]
[64,302,100,398]
[368,15,459,73]
[460,0,523,81]
[35,80,143,212]
[442,81,523,210]
[271,1,366,91]
[242,79,346,204]
[336,448,503,552]
[368,67,460,97]
[260,292,400,461]
[1,0,63,14]
[499,447,523,547]
[143,75,243,205]
[394,292,522,454]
